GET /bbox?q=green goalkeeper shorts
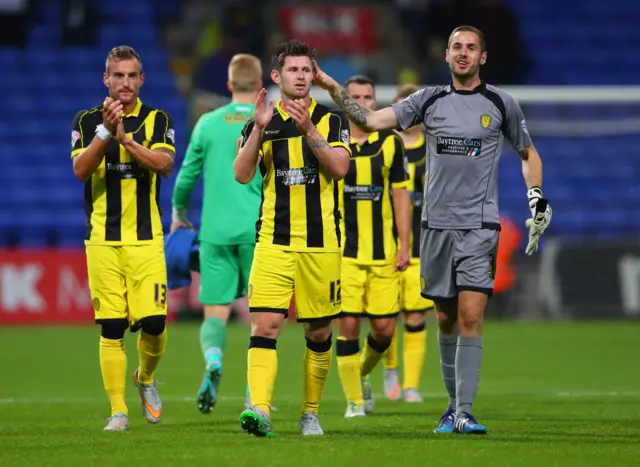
[198,241,255,306]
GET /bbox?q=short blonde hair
[228,54,262,93]
[105,45,142,74]
[396,84,421,102]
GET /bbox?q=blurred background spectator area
[1,0,640,321]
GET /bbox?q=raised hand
[114,118,127,143]
[312,60,338,91]
[102,97,123,134]
[254,88,275,130]
[284,99,313,134]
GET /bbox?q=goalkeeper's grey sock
[438,331,458,409]
[455,335,483,417]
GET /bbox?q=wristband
[527,187,542,200]
[95,124,112,141]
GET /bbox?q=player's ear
[480,51,487,66]
[139,72,145,88]
[227,80,234,93]
[103,72,109,88]
[445,48,450,64]
[271,69,280,85]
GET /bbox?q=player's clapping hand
[525,187,552,255]
[396,245,410,271]
[285,99,313,135]
[312,60,338,91]
[254,88,275,130]
[114,118,128,144]
[102,97,123,134]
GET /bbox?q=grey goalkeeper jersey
[391,82,532,230]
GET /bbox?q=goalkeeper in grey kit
[314,25,552,434]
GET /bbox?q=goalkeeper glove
[525,187,552,256]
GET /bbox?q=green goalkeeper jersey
[172,102,261,245]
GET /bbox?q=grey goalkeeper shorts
[419,227,499,300]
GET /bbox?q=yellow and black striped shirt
[240,98,351,252]
[403,132,427,259]
[71,98,175,245]
[341,130,408,264]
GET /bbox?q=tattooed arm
[305,126,350,180]
[313,62,399,132]
[327,86,399,132]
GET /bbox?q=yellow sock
[361,334,391,378]
[99,337,128,416]
[247,336,278,416]
[301,337,332,415]
[137,329,167,385]
[336,337,364,404]
[383,326,399,369]
[403,324,427,390]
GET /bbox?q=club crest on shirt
[480,114,492,129]
[341,129,349,144]
[71,130,80,148]
[166,128,175,143]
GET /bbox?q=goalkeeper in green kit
[171,54,263,413]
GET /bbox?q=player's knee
[437,306,458,334]
[370,317,395,340]
[338,315,359,340]
[336,336,359,357]
[458,299,485,335]
[366,332,392,353]
[100,319,129,340]
[249,335,277,350]
[404,311,425,328]
[405,322,426,333]
[435,298,457,318]
[251,313,283,339]
[305,332,332,353]
[204,304,232,322]
[305,320,332,343]
[139,315,166,336]
[457,313,483,336]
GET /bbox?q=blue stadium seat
[5,0,635,245]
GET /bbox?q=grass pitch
[1,320,639,466]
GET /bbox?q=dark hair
[343,74,376,89]
[271,39,316,70]
[448,25,486,52]
[105,45,143,74]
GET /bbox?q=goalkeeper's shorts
[419,228,499,301]
[199,241,255,305]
